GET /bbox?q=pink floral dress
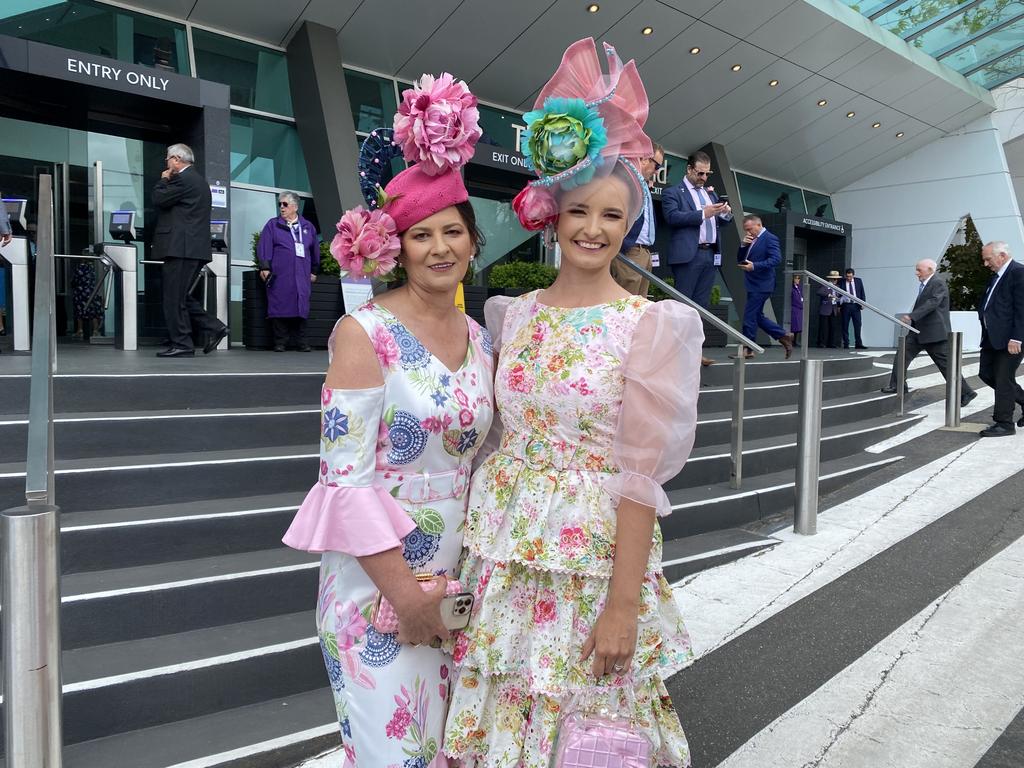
[443,291,703,767]
[283,301,494,768]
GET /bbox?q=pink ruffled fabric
[483,294,515,354]
[282,482,417,556]
[604,301,704,517]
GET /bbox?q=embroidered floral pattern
[386,409,430,465]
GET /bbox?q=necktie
[694,186,713,244]
[848,280,854,298]
[984,273,999,310]
[917,282,925,299]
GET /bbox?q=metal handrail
[3,173,65,767]
[615,255,765,353]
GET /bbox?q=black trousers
[162,258,225,350]
[817,313,840,347]
[889,335,974,395]
[272,317,308,348]
[841,304,862,347]
[979,343,1024,425]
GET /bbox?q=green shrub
[647,275,676,301]
[488,261,558,290]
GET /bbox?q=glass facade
[230,113,310,192]
[345,69,398,133]
[192,28,293,116]
[736,173,809,215]
[0,0,189,75]
[840,0,1024,89]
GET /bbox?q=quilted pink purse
[371,574,462,634]
[555,686,652,768]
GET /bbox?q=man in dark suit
[817,271,843,348]
[612,143,663,297]
[737,215,793,359]
[881,259,976,407]
[152,143,228,358]
[840,267,867,349]
[662,150,732,366]
[976,241,1024,436]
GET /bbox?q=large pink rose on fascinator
[393,73,482,176]
[330,206,400,279]
[512,186,559,231]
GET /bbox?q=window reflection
[230,114,310,192]
[193,28,293,116]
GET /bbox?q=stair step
[696,368,889,412]
[697,354,872,386]
[61,548,318,648]
[661,528,780,582]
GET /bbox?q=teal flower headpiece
[520,97,607,188]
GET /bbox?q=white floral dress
[283,301,494,768]
[443,291,703,767]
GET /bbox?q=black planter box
[242,270,344,350]
[702,303,730,347]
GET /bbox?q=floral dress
[283,301,494,768]
[443,291,703,767]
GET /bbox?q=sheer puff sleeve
[283,384,416,555]
[483,295,515,355]
[604,300,704,517]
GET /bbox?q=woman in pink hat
[283,73,494,767]
[444,39,702,767]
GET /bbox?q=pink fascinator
[333,73,482,275]
[513,38,653,231]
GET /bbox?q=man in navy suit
[662,151,732,366]
[840,267,868,349]
[612,143,664,297]
[977,241,1024,437]
[737,215,794,359]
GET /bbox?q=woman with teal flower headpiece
[444,38,705,768]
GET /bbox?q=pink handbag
[555,684,653,768]
[371,574,462,634]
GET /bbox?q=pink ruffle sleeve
[604,300,704,517]
[483,294,515,354]
[282,384,417,555]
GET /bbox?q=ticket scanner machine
[0,198,31,351]
[97,210,140,350]
[208,220,229,350]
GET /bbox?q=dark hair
[845,268,855,274]
[743,214,762,224]
[652,142,665,156]
[687,150,711,168]
[454,200,486,258]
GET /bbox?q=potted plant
[486,261,559,297]
[939,216,986,350]
[702,285,730,347]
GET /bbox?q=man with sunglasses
[152,142,228,358]
[662,150,732,366]
[612,144,664,296]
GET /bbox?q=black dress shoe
[297,344,312,352]
[273,345,286,352]
[203,326,229,354]
[855,344,868,350]
[961,390,977,408]
[1018,414,1024,428]
[156,347,195,358]
[979,423,1015,438]
[880,385,908,394]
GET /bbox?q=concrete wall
[831,114,1024,348]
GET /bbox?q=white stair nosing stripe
[62,561,319,603]
[165,723,339,768]
[61,505,301,532]
[702,371,884,394]
[63,637,319,693]
[0,452,319,480]
[669,456,905,510]
[662,539,780,568]
[688,417,918,462]
[52,372,324,378]
[698,393,895,424]
[54,408,319,423]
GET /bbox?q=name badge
[713,252,722,266]
[649,251,660,267]
[295,242,305,258]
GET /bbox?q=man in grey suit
[881,259,976,406]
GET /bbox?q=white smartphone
[440,592,475,631]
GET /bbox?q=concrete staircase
[0,349,916,766]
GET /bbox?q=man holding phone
[662,150,732,366]
[737,215,794,358]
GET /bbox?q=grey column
[287,21,364,228]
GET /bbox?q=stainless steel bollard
[2,505,63,768]
[945,331,964,428]
[730,348,746,489]
[896,332,907,417]
[794,359,824,535]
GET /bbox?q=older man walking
[881,259,976,407]
[977,241,1024,436]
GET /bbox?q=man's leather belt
[697,243,714,250]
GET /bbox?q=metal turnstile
[1,198,31,351]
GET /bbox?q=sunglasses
[279,201,291,208]
[649,158,663,170]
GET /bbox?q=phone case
[439,592,475,631]
[371,575,464,634]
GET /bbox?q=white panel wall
[831,114,1024,348]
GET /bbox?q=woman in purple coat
[791,273,804,345]
[258,192,318,351]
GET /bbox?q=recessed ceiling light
[690,46,701,55]
[642,26,654,35]
[586,3,599,12]
[846,111,855,118]
[817,99,828,106]
[872,122,881,128]
[896,131,905,138]
[769,79,779,87]
[731,64,742,72]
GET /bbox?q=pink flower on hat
[394,73,481,176]
[512,185,559,231]
[330,206,400,278]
